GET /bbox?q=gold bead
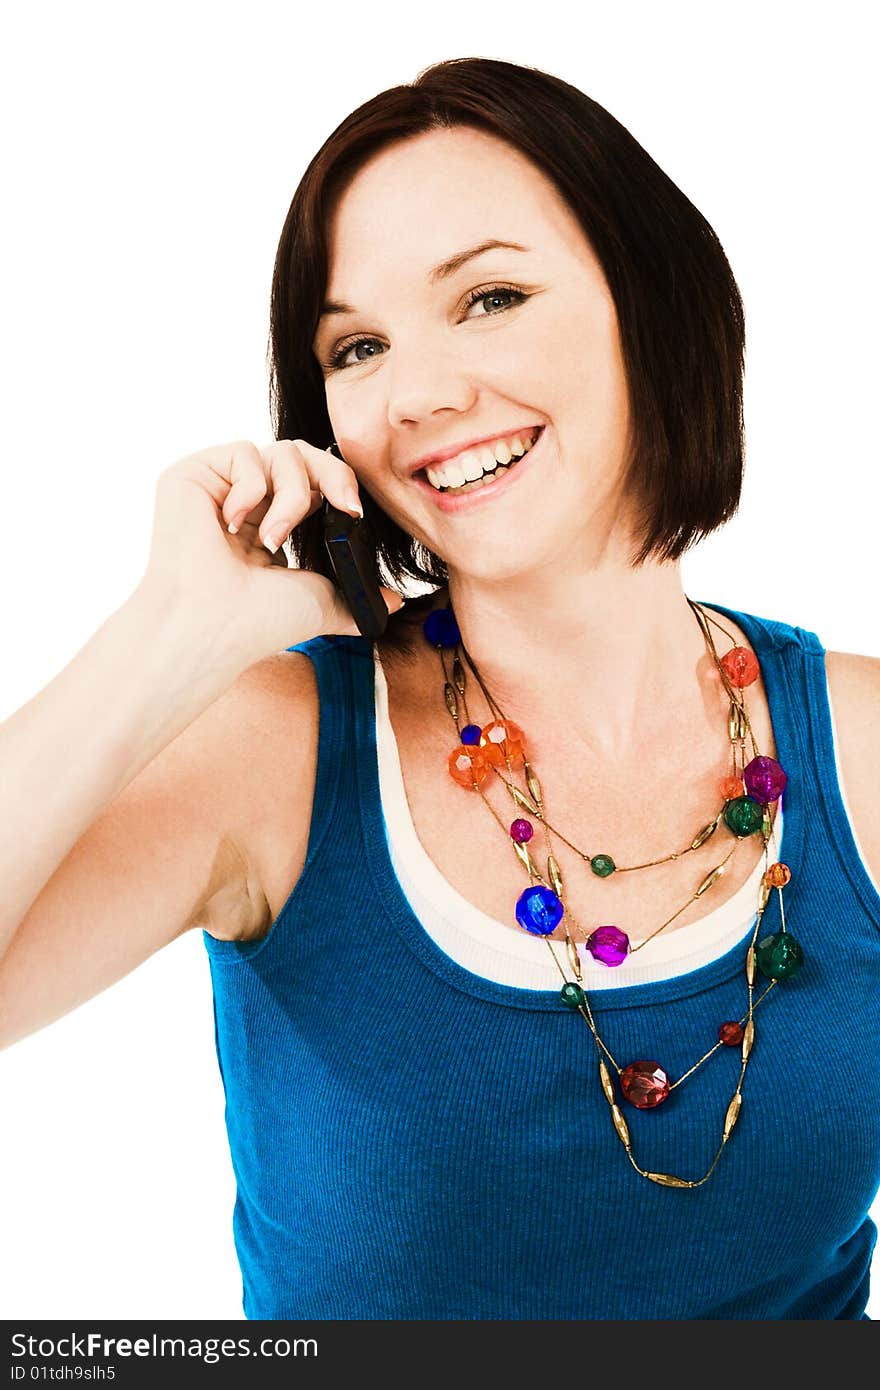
[452,656,465,693]
[723,1091,742,1140]
[728,703,747,743]
[444,682,458,719]
[524,762,544,807]
[691,819,718,850]
[645,1172,693,1188]
[513,840,540,877]
[599,1059,616,1106]
[695,863,726,897]
[742,1018,755,1060]
[610,1103,631,1149]
[564,932,581,979]
[746,947,756,986]
[510,786,541,817]
[547,853,564,898]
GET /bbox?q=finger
[255,439,321,553]
[190,440,271,534]
[293,438,364,517]
[255,438,365,554]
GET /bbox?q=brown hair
[268,55,746,662]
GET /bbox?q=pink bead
[510,818,534,843]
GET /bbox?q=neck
[438,560,720,764]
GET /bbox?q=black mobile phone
[322,486,389,642]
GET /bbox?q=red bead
[447,743,491,789]
[720,645,760,688]
[718,1020,744,1046]
[479,719,526,769]
[619,1060,671,1109]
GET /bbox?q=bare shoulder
[824,649,880,884]
[218,648,320,942]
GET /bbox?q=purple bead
[510,818,534,843]
[581,925,630,967]
[743,755,787,803]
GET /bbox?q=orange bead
[720,645,760,688]
[720,775,745,800]
[764,861,792,888]
[448,743,491,789]
[479,718,526,769]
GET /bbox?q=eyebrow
[317,239,530,321]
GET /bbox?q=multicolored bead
[423,607,460,648]
[515,884,564,936]
[580,925,630,967]
[620,1060,671,1109]
[743,755,787,803]
[723,795,765,837]
[720,645,760,688]
[755,931,804,980]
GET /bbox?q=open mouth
[413,425,545,509]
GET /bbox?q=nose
[385,344,478,430]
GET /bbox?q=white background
[1,0,878,1321]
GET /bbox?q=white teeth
[425,429,539,490]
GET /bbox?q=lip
[412,425,546,513]
[407,424,542,477]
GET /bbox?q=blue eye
[323,283,528,372]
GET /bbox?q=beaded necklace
[422,596,803,1189]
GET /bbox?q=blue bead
[423,607,460,648]
[460,723,482,745]
[515,884,564,936]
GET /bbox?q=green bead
[723,795,765,837]
[560,982,585,1009]
[590,854,616,877]
[755,931,804,980]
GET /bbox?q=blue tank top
[202,601,880,1319]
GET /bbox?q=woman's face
[312,125,634,584]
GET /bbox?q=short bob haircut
[268,55,746,660]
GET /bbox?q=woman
[1,57,878,1320]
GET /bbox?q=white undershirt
[370,644,867,991]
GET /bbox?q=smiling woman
[193,55,878,1322]
[2,52,877,1325]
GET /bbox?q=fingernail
[344,491,363,518]
[263,531,282,554]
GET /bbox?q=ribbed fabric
[203,601,880,1320]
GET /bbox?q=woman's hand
[133,437,403,668]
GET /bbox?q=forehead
[323,126,589,291]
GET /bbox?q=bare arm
[0,586,248,959]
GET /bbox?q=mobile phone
[321,450,389,640]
